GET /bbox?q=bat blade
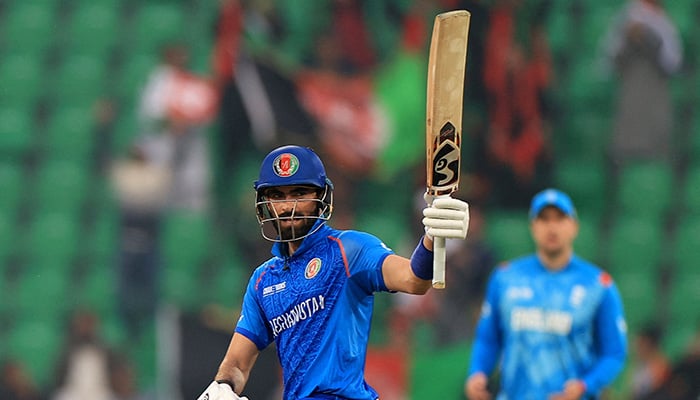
[426,10,470,289]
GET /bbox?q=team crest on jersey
[273,153,300,177]
[599,272,613,287]
[305,258,322,279]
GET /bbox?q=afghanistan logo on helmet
[273,153,300,177]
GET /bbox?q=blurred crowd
[0,0,697,399]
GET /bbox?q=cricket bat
[426,10,470,289]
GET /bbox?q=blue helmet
[254,145,332,191]
[254,145,334,242]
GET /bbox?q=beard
[275,214,317,241]
[541,246,565,259]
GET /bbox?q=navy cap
[529,188,577,220]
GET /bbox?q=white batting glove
[197,381,249,400]
[422,195,469,239]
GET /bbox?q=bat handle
[432,236,446,289]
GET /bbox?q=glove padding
[422,196,469,239]
[197,381,249,400]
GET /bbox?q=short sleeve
[235,270,274,350]
[333,231,394,293]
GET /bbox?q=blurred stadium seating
[0,1,697,398]
[0,0,226,390]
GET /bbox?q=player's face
[530,207,578,257]
[262,185,321,240]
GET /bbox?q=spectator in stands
[328,0,377,73]
[209,0,316,169]
[630,322,671,399]
[138,42,218,214]
[296,31,390,229]
[110,355,153,400]
[210,0,251,211]
[110,143,171,338]
[91,97,118,175]
[450,0,490,106]
[641,323,700,400]
[50,310,117,400]
[0,359,43,400]
[480,0,554,208]
[178,305,282,399]
[602,0,683,166]
[210,0,318,269]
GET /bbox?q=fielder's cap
[529,188,577,220]
[254,145,332,190]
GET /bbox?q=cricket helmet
[254,145,334,242]
[254,145,332,190]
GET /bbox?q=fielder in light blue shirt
[466,189,628,400]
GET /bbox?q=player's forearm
[215,363,248,395]
[214,333,260,395]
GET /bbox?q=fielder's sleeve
[468,268,503,376]
[581,274,628,394]
[235,269,274,350]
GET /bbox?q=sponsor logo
[305,258,322,279]
[506,286,534,300]
[263,282,287,297]
[273,153,299,177]
[544,189,558,202]
[432,125,460,188]
[510,307,573,335]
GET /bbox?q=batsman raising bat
[425,9,470,288]
[197,144,469,400]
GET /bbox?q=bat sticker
[431,122,460,190]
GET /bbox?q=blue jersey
[236,224,393,400]
[469,254,628,399]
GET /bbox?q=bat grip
[432,236,446,289]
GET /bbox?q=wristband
[410,236,433,280]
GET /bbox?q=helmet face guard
[254,146,334,242]
[255,185,333,242]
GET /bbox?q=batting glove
[422,195,469,239]
[197,381,249,400]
